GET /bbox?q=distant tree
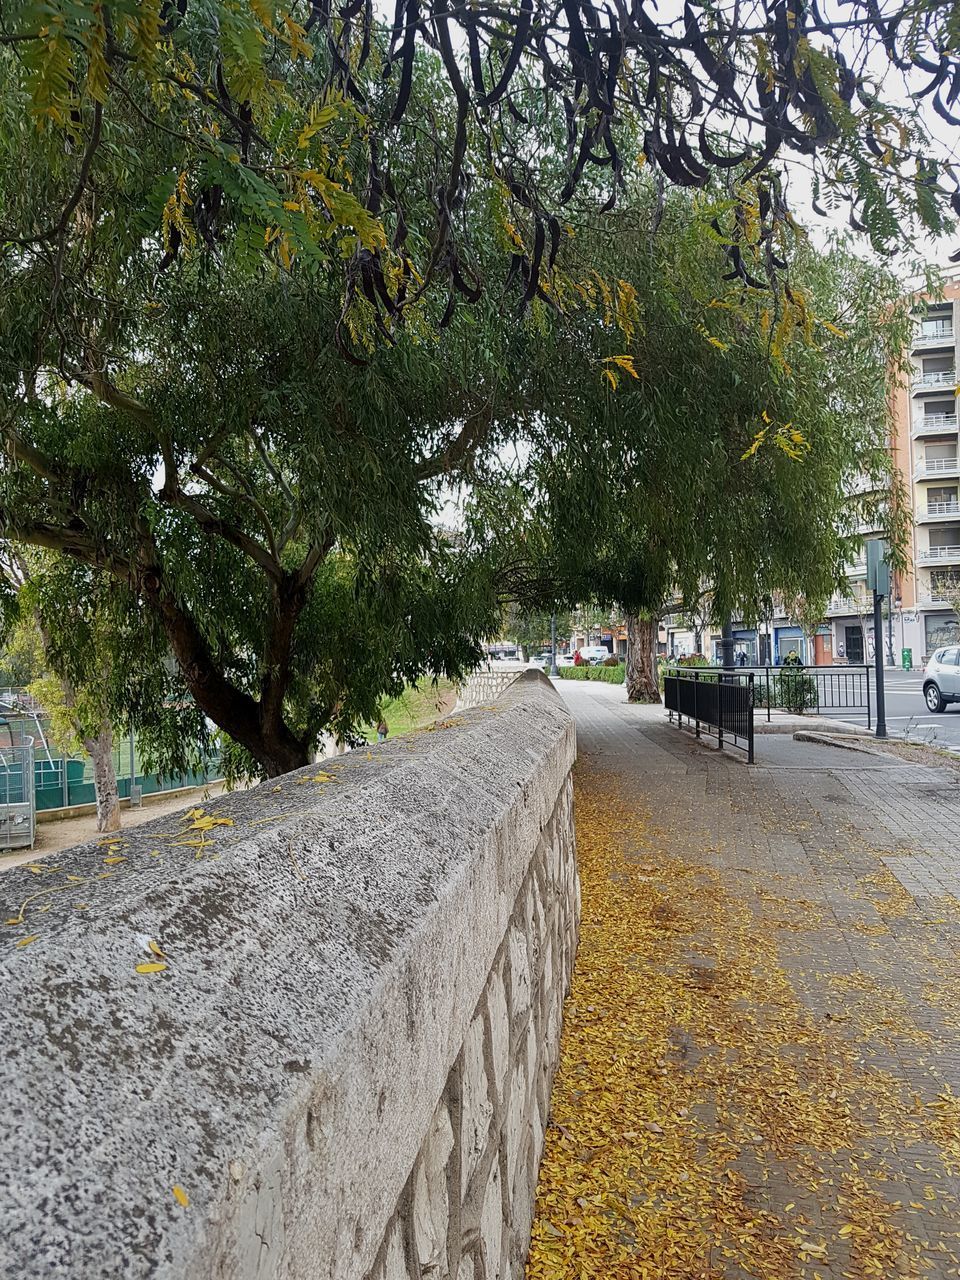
[1,555,129,830]
[481,198,912,703]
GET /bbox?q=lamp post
[550,612,559,678]
[867,540,889,738]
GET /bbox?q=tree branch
[416,401,496,480]
[156,484,283,582]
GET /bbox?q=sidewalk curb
[756,717,866,736]
[792,730,893,761]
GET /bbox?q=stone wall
[367,771,576,1280]
[456,663,531,710]
[0,672,578,1280]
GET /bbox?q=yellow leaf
[148,940,165,958]
[172,1184,189,1207]
[135,962,168,974]
[103,856,126,865]
[15,933,39,948]
[838,1224,854,1237]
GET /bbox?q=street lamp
[550,612,559,678]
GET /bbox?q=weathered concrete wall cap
[0,671,578,1280]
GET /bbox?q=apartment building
[825,273,960,666]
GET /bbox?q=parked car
[578,645,613,666]
[556,654,575,668]
[922,647,960,712]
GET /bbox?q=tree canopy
[471,195,911,644]
[0,6,930,772]
[1,0,958,350]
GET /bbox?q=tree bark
[625,613,661,703]
[83,722,120,832]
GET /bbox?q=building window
[931,569,960,596]
[927,442,958,462]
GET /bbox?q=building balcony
[845,558,867,577]
[912,370,957,392]
[917,501,960,522]
[912,412,958,437]
[826,595,868,616]
[913,325,955,349]
[918,595,954,608]
[915,456,960,480]
[917,544,960,565]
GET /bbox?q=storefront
[774,626,805,664]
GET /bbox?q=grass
[361,678,458,742]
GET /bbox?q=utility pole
[867,540,888,738]
[886,592,895,667]
[550,612,559,678]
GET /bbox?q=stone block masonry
[456,663,531,710]
[0,671,578,1280]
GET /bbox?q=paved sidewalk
[528,682,960,1280]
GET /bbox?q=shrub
[557,664,626,684]
[756,672,818,714]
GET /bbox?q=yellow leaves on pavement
[14,934,39,948]
[526,773,960,1280]
[172,1185,189,1207]
[135,962,168,975]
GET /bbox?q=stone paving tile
[553,681,960,1279]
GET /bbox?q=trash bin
[901,647,912,670]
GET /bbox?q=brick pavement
[538,680,960,1279]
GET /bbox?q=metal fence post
[61,753,69,808]
[766,666,771,722]
[866,664,872,731]
[748,673,755,764]
[694,670,700,738]
[717,673,724,752]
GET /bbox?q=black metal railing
[663,663,871,728]
[663,670,755,762]
[747,664,871,727]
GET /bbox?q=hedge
[555,664,626,684]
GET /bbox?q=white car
[578,645,613,665]
[923,647,960,712]
[555,654,575,668]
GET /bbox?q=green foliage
[557,665,626,685]
[759,673,820,715]
[477,192,912,639]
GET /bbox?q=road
[808,668,960,750]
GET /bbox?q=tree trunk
[83,722,121,832]
[625,614,661,703]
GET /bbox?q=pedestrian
[377,717,389,742]
[573,649,582,666]
[783,649,803,668]
[738,650,747,667]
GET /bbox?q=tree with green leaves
[0,7,929,772]
[474,194,912,703]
